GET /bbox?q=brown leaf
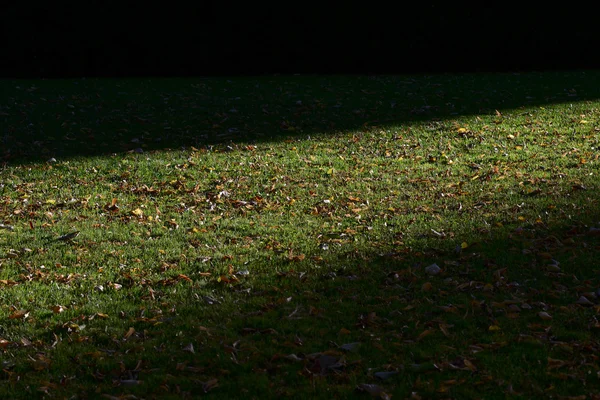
[417,329,434,341]
[9,310,29,320]
[547,357,567,370]
[463,359,477,371]
[439,324,451,337]
[50,305,66,314]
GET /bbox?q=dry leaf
[50,305,66,314]
[356,383,391,399]
[124,327,135,339]
[575,296,594,306]
[417,329,434,341]
[9,310,29,320]
[183,343,195,353]
[202,378,219,393]
[538,312,552,320]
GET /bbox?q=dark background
[2,4,599,78]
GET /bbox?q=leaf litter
[1,73,600,398]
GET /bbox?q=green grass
[2,71,600,398]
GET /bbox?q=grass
[2,71,600,398]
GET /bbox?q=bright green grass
[1,72,600,398]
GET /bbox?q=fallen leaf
[50,305,66,314]
[575,296,594,306]
[124,327,135,339]
[183,343,195,353]
[421,282,433,291]
[283,354,303,362]
[9,310,29,320]
[356,383,391,399]
[340,342,361,352]
[417,329,434,341]
[202,378,219,393]
[374,371,398,380]
[538,312,552,320]
[425,263,441,275]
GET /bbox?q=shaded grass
[1,72,600,398]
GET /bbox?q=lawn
[2,71,600,399]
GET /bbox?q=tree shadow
[2,70,600,165]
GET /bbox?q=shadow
[2,70,600,165]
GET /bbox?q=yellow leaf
[515,145,523,150]
[45,199,56,205]
[131,208,144,217]
[488,325,501,332]
[457,127,468,133]
[461,242,469,249]
[124,327,135,339]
